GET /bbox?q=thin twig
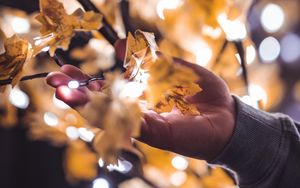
[120,0,132,34]
[77,0,120,45]
[215,40,229,64]
[234,41,249,94]
[0,73,49,86]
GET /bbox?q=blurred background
[0,0,300,188]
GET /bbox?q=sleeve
[210,96,300,188]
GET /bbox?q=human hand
[46,40,236,161]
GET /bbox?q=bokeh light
[93,178,109,188]
[9,87,30,109]
[171,156,188,171]
[260,4,285,33]
[11,17,30,34]
[156,0,183,20]
[280,33,300,63]
[259,37,281,62]
[65,126,79,140]
[78,128,95,142]
[170,171,187,186]
[43,112,59,126]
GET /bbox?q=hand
[46,40,236,161]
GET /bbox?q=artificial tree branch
[0,73,49,86]
[120,0,133,34]
[77,0,120,45]
[234,41,249,94]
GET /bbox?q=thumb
[114,39,127,61]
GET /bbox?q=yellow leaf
[146,55,201,115]
[78,73,142,164]
[0,35,31,92]
[34,0,103,56]
[124,30,158,80]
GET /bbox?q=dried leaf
[34,0,103,56]
[146,55,201,115]
[124,30,158,81]
[78,73,142,164]
[0,35,31,92]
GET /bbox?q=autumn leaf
[34,0,103,56]
[124,30,158,81]
[0,35,31,92]
[78,73,142,164]
[146,55,201,115]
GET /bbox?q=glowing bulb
[107,160,133,173]
[157,0,183,20]
[43,112,59,126]
[68,80,80,89]
[170,171,187,186]
[53,95,70,109]
[9,87,29,109]
[78,128,95,142]
[93,178,109,188]
[217,13,247,41]
[98,158,105,168]
[11,17,30,34]
[261,4,285,33]
[65,126,79,140]
[171,156,188,171]
[259,37,280,62]
[280,33,300,63]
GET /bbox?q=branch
[120,0,132,34]
[77,0,120,45]
[0,73,49,86]
[234,41,249,94]
[215,39,229,64]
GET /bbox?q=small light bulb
[68,80,80,89]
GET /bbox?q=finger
[55,86,88,108]
[138,111,173,150]
[46,72,72,88]
[61,65,103,91]
[61,64,88,81]
[114,39,127,61]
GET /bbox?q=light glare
[9,87,30,109]
[261,4,285,33]
[68,80,80,89]
[65,126,79,140]
[259,37,280,62]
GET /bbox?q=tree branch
[0,73,49,86]
[234,41,249,94]
[77,0,120,45]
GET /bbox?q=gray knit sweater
[212,97,300,188]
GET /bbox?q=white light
[241,95,258,108]
[196,46,213,67]
[93,178,109,188]
[98,158,105,168]
[249,84,267,103]
[261,4,285,33]
[78,128,95,142]
[202,26,222,39]
[107,160,133,173]
[68,80,80,89]
[9,87,29,109]
[171,156,188,171]
[43,112,59,126]
[53,95,70,109]
[119,82,146,99]
[246,45,256,64]
[218,13,247,41]
[259,37,280,62]
[11,17,30,34]
[65,126,79,140]
[156,0,183,20]
[170,171,187,186]
[280,33,300,63]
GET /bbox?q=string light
[171,156,188,171]
[11,17,30,34]
[9,87,30,109]
[65,126,79,140]
[78,128,95,142]
[43,112,59,126]
[93,178,110,188]
[68,80,80,89]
